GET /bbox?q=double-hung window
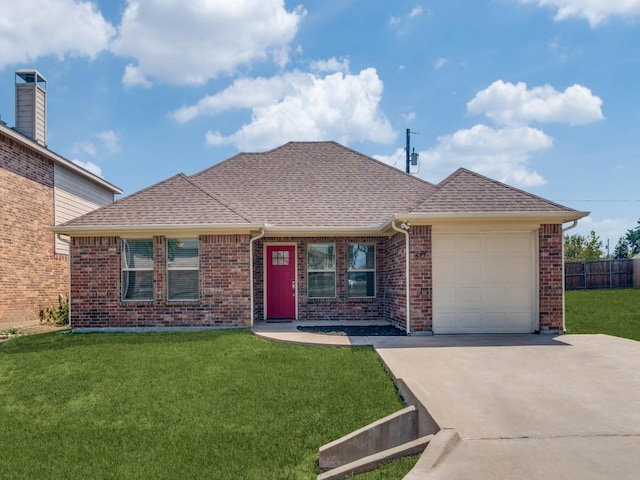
[307,244,336,298]
[347,243,376,297]
[122,239,154,301]
[167,238,199,300]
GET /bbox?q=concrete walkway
[252,322,640,479]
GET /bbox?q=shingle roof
[64,173,250,227]
[412,168,576,214]
[191,141,437,227]
[59,142,582,232]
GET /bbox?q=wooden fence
[564,259,634,290]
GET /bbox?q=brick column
[539,224,563,333]
[409,225,432,333]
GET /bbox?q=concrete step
[318,434,433,480]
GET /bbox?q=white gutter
[392,211,590,223]
[561,220,579,333]
[249,228,265,327]
[390,220,411,335]
[56,234,72,329]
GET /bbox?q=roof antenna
[405,128,419,174]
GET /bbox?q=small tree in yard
[565,230,603,261]
[612,218,640,259]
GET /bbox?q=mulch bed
[296,325,406,336]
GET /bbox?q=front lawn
[565,289,640,341]
[0,330,417,479]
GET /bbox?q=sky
[0,0,639,249]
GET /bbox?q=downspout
[249,228,265,328]
[391,221,411,335]
[56,234,72,329]
[561,220,578,332]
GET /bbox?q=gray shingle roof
[191,141,437,227]
[412,168,575,214]
[59,142,581,231]
[64,173,250,227]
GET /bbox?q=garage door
[432,231,536,334]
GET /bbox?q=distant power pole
[405,128,419,174]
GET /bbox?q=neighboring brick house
[54,141,587,334]
[0,70,121,327]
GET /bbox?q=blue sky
[1,0,639,248]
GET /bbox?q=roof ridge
[452,167,577,211]
[183,175,254,223]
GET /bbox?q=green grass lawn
[0,330,417,479]
[565,289,640,341]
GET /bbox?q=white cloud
[410,6,423,18]
[467,80,604,126]
[122,64,152,88]
[521,0,640,27]
[403,112,417,122]
[0,0,114,68]
[434,57,447,70]
[72,159,103,177]
[72,130,120,157]
[376,125,552,187]
[389,16,401,25]
[309,57,350,73]
[572,216,631,245]
[96,130,121,154]
[111,0,305,86]
[174,68,395,151]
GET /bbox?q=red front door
[266,245,296,319]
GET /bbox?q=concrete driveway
[374,334,640,479]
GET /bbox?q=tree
[583,230,604,260]
[613,237,631,259]
[611,218,640,259]
[564,234,585,261]
[564,230,603,261]
[625,218,640,256]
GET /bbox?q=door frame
[263,242,298,320]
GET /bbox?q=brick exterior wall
[253,237,387,322]
[69,234,251,328]
[68,225,567,334]
[538,224,564,332]
[0,131,68,326]
[408,225,432,333]
[383,232,407,329]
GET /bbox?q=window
[347,244,376,297]
[167,238,199,300]
[122,239,154,301]
[307,244,335,298]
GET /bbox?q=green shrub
[39,294,69,325]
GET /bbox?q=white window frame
[307,243,336,298]
[347,243,376,298]
[121,238,154,301]
[166,238,200,301]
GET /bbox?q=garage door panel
[508,287,532,306]
[433,231,536,334]
[508,235,532,252]
[484,287,507,303]
[459,287,481,304]
[461,261,482,283]
[485,261,507,283]
[459,313,482,329]
[483,312,507,328]
[459,236,482,254]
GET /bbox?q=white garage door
[432,231,536,334]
